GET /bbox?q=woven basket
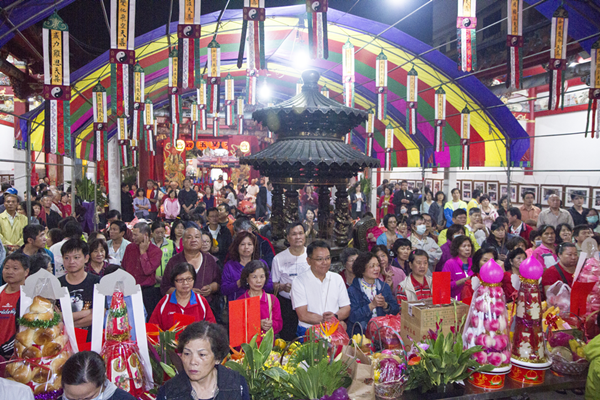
[374,378,406,400]
[551,354,589,375]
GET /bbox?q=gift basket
[7,284,74,399]
[546,319,589,376]
[101,283,148,397]
[462,259,512,389]
[369,328,408,400]
[366,315,402,350]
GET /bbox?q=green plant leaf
[160,362,176,378]
[258,328,274,356]
[224,360,245,375]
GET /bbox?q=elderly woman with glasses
[149,262,216,331]
[62,351,135,400]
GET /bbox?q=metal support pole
[71,156,76,213]
[506,138,512,208]
[25,120,31,224]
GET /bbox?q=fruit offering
[462,260,512,369]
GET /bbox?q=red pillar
[525,87,536,176]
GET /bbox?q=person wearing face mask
[435,224,467,272]
[443,188,467,228]
[410,206,419,216]
[526,230,540,257]
[584,208,600,233]
[409,214,442,275]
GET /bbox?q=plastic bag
[7,285,74,398]
[101,283,148,397]
[587,281,600,315]
[577,257,600,283]
[307,318,350,350]
[545,281,571,314]
[366,315,403,350]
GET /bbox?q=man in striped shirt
[397,249,433,302]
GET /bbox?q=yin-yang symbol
[116,51,127,63]
[248,9,257,20]
[51,87,63,98]
[183,26,193,37]
[462,18,471,28]
[312,1,321,11]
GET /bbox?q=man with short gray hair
[123,222,163,315]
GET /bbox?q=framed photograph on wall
[518,185,539,204]
[474,181,485,194]
[416,181,424,190]
[540,185,563,206]
[593,188,600,208]
[425,179,433,190]
[564,187,590,208]
[486,182,499,203]
[462,181,472,200]
[434,180,441,193]
[407,181,415,190]
[500,184,518,204]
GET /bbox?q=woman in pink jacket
[164,190,181,221]
[442,235,474,300]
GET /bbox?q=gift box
[400,299,468,347]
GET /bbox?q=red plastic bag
[307,318,350,351]
[366,315,403,349]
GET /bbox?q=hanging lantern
[384,124,393,171]
[117,115,129,167]
[213,116,220,137]
[406,66,418,135]
[365,110,375,158]
[434,87,446,153]
[237,0,266,70]
[237,96,245,135]
[457,0,477,72]
[376,51,388,120]
[92,82,108,162]
[549,6,568,110]
[224,74,235,126]
[306,0,328,59]
[190,100,199,141]
[586,40,600,139]
[169,48,181,147]
[321,84,329,98]
[178,0,201,89]
[110,0,136,117]
[460,106,471,169]
[296,78,303,95]
[143,98,154,152]
[207,39,221,114]
[506,0,523,89]
[246,69,258,106]
[342,39,355,107]
[197,78,207,130]
[42,12,71,156]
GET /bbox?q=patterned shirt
[397,274,432,302]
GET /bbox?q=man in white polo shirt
[272,222,311,340]
[291,240,351,337]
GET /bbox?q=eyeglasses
[310,256,331,263]
[175,277,194,284]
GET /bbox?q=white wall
[0,124,15,175]
[371,109,600,207]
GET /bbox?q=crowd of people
[0,175,598,398]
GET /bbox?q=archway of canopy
[25,5,526,168]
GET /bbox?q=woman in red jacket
[149,262,215,330]
[377,186,395,221]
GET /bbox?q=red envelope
[228,296,261,348]
[74,327,90,351]
[432,272,451,305]
[571,282,596,316]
